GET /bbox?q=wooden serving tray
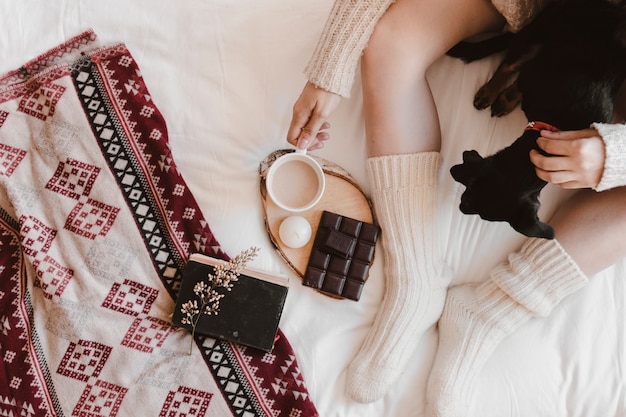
[259,150,374,278]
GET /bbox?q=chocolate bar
[303,211,380,301]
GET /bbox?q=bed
[1,1,624,416]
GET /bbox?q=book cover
[172,253,289,352]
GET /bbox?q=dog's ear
[510,200,555,239]
[462,150,484,164]
[450,150,485,185]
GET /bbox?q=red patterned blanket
[0,29,318,417]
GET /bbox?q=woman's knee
[362,0,442,75]
[363,0,504,79]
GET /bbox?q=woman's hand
[529,128,605,189]
[287,81,341,151]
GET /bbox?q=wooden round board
[259,149,374,279]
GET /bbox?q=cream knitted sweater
[304,0,626,191]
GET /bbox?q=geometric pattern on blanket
[0,29,318,417]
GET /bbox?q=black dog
[448,0,626,239]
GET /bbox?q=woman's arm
[305,0,395,98]
[287,0,394,149]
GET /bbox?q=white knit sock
[346,152,446,403]
[426,238,588,416]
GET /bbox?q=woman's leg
[551,188,626,276]
[427,187,626,416]
[362,0,505,157]
[346,0,505,403]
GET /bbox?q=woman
[286,0,626,413]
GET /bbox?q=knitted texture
[426,238,588,416]
[491,238,588,316]
[305,0,395,98]
[490,0,551,31]
[346,152,447,403]
[592,122,626,191]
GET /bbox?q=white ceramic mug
[265,149,325,212]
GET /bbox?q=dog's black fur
[448,0,626,238]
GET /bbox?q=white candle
[279,216,312,249]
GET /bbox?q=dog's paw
[473,86,497,110]
[491,84,522,117]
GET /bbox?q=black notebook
[172,253,289,352]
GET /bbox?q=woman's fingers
[286,82,341,150]
[297,118,329,149]
[530,128,605,188]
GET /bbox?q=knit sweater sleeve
[304,0,395,98]
[591,122,626,191]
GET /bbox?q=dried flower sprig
[181,247,260,353]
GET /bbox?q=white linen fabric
[2,1,624,416]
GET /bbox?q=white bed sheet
[2,1,625,416]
